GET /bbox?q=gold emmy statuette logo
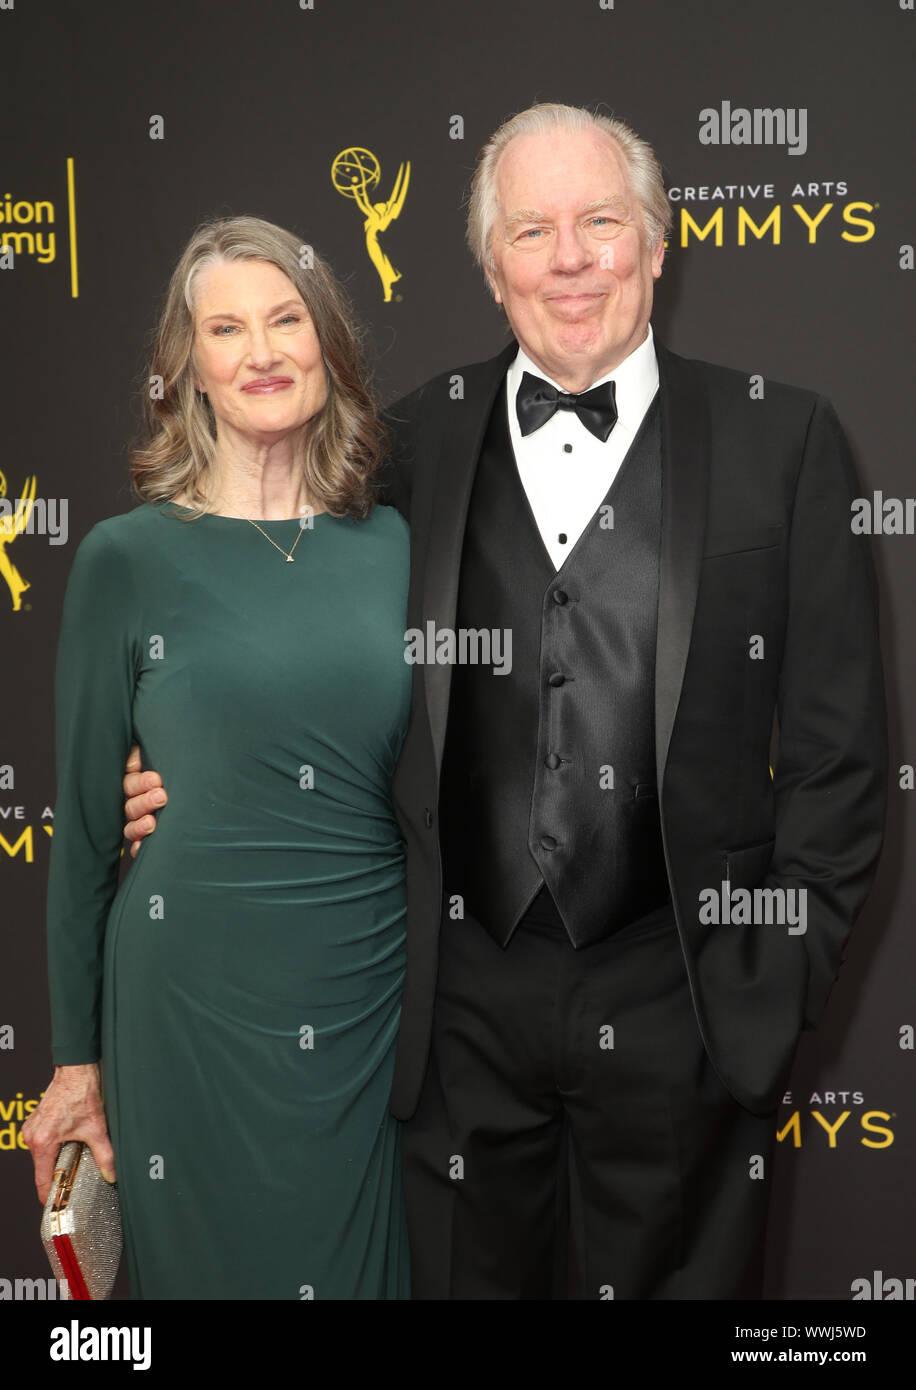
[0,472,37,612]
[332,147,410,302]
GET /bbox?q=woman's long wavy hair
[130,216,385,519]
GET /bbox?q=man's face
[486,126,664,392]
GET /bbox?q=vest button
[545,753,561,770]
[548,672,565,687]
[553,589,569,605]
[540,835,558,851]
[424,808,433,828]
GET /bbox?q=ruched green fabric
[46,500,412,1299]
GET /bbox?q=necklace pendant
[286,555,294,563]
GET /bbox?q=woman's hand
[123,743,167,859]
[21,1063,116,1204]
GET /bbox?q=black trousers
[401,898,782,1299]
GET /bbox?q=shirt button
[545,753,561,770]
[558,533,567,545]
[548,672,565,687]
[563,443,573,454]
[553,589,569,605]
[540,835,558,851]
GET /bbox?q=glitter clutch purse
[40,1141,122,1300]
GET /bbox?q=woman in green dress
[22,216,412,1299]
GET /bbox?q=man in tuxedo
[123,103,887,1298]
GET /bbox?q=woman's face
[190,258,329,447]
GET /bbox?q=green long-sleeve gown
[46,500,412,1299]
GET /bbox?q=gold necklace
[246,517,306,563]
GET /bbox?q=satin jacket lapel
[424,341,518,778]
[654,340,711,791]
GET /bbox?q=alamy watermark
[0,492,68,544]
[404,623,512,675]
[699,880,808,934]
[699,102,808,156]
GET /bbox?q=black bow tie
[516,371,618,442]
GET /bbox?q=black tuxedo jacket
[380,336,887,1119]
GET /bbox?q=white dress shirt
[505,324,660,571]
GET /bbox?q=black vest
[439,389,671,949]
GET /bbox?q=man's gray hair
[466,103,672,275]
